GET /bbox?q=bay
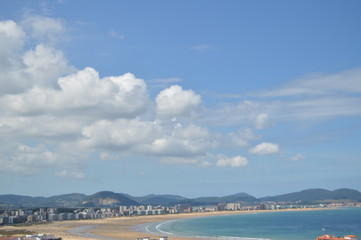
[152,208,361,240]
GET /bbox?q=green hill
[131,194,187,206]
[193,192,257,205]
[259,188,361,202]
[81,191,139,207]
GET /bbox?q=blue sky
[0,0,360,198]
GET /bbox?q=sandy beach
[0,208,329,240]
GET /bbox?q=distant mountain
[1,188,360,208]
[259,188,361,203]
[193,192,258,205]
[0,194,47,207]
[81,191,139,207]
[45,193,87,207]
[130,194,187,206]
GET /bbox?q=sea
[140,208,361,240]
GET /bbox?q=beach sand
[0,208,329,240]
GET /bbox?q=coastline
[0,208,332,240]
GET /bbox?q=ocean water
[145,208,361,240]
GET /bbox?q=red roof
[0,237,19,240]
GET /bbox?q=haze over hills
[0,188,360,208]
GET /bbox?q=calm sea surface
[148,208,361,240]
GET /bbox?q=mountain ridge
[1,188,360,208]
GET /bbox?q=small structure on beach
[137,237,168,240]
[316,235,357,240]
[0,235,61,240]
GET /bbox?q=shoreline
[0,208,333,240]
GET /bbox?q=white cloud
[249,142,280,155]
[0,19,74,95]
[0,144,57,175]
[56,170,85,179]
[22,44,74,88]
[156,85,201,118]
[260,68,361,98]
[0,20,28,94]
[0,20,25,54]
[109,28,125,40]
[203,100,262,127]
[285,97,361,119]
[0,116,81,140]
[80,119,159,150]
[216,155,248,168]
[254,68,361,122]
[4,15,359,180]
[0,17,222,176]
[228,128,259,147]
[99,152,120,160]
[80,119,216,160]
[254,113,273,129]
[1,67,148,118]
[159,157,211,168]
[21,15,66,45]
[148,123,215,158]
[150,136,208,157]
[0,142,90,177]
[290,153,305,161]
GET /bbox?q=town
[1,201,359,226]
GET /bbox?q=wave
[138,220,271,240]
[155,222,175,235]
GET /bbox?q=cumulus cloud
[6,15,352,179]
[22,44,74,88]
[0,20,25,56]
[80,119,159,150]
[0,17,224,178]
[216,155,248,168]
[249,142,280,155]
[80,119,216,159]
[0,19,74,95]
[1,67,148,118]
[0,20,28,94]
[156,85,201,118]
[151,136,208,157]
[148,123,215,158]
[0,16,215,174]
[0,116,81,140]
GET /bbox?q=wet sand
[0,208,329,240]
